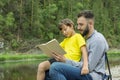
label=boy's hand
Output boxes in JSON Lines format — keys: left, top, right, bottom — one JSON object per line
{"left": 81, "top": 66, "right": 89, "bottom": 75}
{"left": 52, "top": 51, "right": 66, "bottom": 62}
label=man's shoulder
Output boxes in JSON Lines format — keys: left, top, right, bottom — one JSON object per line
{"left": 93, "top": 30, "right": 105, "bottom": 40}
{"left": 88, "top": 30, "right": 107, "bottom": 44}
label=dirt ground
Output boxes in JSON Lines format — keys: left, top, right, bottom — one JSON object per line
{"left": 106, "top": 65, "right": 120, "bottom": 80}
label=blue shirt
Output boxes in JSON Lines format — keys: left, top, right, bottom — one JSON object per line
{"left": 66, "top": 30, "right": 109, "bottom": 80}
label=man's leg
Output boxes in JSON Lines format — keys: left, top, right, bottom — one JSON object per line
{"left": 45, "top": 70, "right": 51, "bottom": 80}
{"left": 49, "top": 62, "right": 92, "bottom": 80}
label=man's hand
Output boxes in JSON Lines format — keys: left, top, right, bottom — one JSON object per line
{"left": 52, "top": 51, "right": 66, "bottom": 62}
{"left": 81, "top": 66, "right": 89, "bottom": 75}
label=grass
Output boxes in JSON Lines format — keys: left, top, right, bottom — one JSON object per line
{"left": 0, "top": 53, "right": 49, "bottom": 62}
{"left": 0, "top": 49, "right": 120, "bottom": 62}
{"left": 107, "top": 50, "right": 120, "bottom": 56}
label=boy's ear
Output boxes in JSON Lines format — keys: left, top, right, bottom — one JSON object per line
{"left": 71, "top": 25, "right": 74, "bottom": 29}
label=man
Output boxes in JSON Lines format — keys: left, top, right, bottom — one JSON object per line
{"left": 48, "top": 10, "right": 109, "bottom": 80}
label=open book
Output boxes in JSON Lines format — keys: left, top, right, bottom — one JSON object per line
{"left": 37, "top": 39, "right": 66, "bottom": 57}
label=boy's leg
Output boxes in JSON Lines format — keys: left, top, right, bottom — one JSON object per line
{"left": 44, "top": 58, "right": 58, "bottom": 80}
{"left": 37, "top": 61, "right": 50, "bottom": 80}
{"left": 49, "top": 62, "right": 93, "bottom": 80}
{"left": 37, "top": 58, "right": 57, "bottom": 80}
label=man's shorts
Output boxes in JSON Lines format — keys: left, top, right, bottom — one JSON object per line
{"left": 48, "top": 58, "right": 57, "bottom": 64}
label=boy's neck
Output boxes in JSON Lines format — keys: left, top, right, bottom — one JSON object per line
{"left": 72, "top": 30, "right": 76, "bottom": 36}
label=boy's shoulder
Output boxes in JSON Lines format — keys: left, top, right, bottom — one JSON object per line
{"left": 74, "top": 33, "right": 83, "bottom": 38}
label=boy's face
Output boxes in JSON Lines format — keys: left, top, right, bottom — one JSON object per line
{"left": 60, "top": 24, "right": 73, "bottom": 37}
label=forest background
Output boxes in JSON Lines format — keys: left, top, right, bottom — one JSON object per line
{"left": 0, "top": 0, "right": 120, "bottom": 53}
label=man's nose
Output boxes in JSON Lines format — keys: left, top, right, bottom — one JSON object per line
{"left": 77, "top": 26, "right": 81, "bottom": 30}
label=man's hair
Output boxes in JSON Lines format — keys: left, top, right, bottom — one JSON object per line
{"left": 77, "top": 10, "right": 94, "bottom": 19}
{"left": 58, "top": 18, "right": 74, "bottom": 30}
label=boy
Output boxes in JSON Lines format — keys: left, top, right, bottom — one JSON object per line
{"left": 37, "top": 18, "right": 89, "bottom": 80}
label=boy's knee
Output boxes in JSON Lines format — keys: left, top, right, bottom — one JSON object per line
{"left": 38, "top": 61, "right": 50, "bottom": 71}
{"left": 38, "top": 63, "right": 44, "bottom": 69}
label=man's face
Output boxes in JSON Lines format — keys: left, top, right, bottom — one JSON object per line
{"left": 77, "top": 16, "right": 89, "bottom": 36}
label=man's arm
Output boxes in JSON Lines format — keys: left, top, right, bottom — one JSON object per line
{"left": 88, "top": 39, "right": 105, "bottom": 72}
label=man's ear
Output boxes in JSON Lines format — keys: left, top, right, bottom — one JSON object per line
{"left": 88, "top": 20, "right": 93, "bottom": 26}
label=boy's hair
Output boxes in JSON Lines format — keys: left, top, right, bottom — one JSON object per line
{"left": 77, "top": 10, "right": 94, "bottom": 19}
{"left": 58, "top": 18, "right": 74, "bottom": 30}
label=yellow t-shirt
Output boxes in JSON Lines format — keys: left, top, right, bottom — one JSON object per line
{"left": 60, "top": 33, "right": 86, "bottom": 62}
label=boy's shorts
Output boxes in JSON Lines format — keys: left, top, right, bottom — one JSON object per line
{"left": 48, "top": 58, "right": 57, "bottom": 64}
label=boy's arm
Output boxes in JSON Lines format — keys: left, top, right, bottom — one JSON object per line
{"left": 80, "top": 45, "right": 89, "bottom": 74}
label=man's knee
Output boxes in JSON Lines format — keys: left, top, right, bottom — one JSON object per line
{"left": 50, "top": 62, "right": 65, "bottom": 73}
{"left": 50, "top": 62, "right": 60, "bottom": 70}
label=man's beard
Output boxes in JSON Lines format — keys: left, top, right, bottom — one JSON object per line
{"left": 82, "top": 24, "right": 89, "bottom": 37}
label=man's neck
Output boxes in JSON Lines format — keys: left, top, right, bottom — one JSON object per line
{"left": 86, "top": 28, "right": 94, "bottom": 39}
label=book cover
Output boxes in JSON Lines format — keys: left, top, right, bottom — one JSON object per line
{"left": 37, "top": 39, "right": 66, "bottom": 57}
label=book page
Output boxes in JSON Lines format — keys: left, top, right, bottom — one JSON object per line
{"left": 46, "top": 39, "right": 66, "bottom": 55}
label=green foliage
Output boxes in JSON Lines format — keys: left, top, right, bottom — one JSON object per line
{"left": 0, "top": 15, "right": 4, "bottom": 33}
{"left": 0, "top": 0, "right": 120, "bottom": 50}
{"left": 5, "top": 12, "right": 15, "bottom": 27}
{"left": 11, "top": 39, "right": 19, "bottom": 49}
